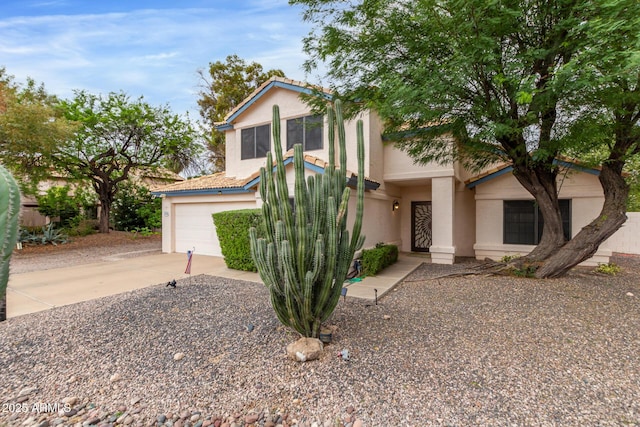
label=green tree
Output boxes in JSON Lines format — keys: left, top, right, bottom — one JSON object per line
{"left": 0, "top": 68, "right": 76, "bottom": 193}
{"left": 197, "top": 54, "right": 285, "bottom": 171}
{"left": 56, "top": 91, "right": 199, "bottom": 233}
{"left": 292, "top": 0, "right": 640, "bottom": 278}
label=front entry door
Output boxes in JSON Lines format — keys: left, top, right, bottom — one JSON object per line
{"left": 411, "top": 201, "right": 432, "bottom": 252}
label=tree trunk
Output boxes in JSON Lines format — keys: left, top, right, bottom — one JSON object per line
{"left": 97, "top": 184, "right": 113, "bottom": 234}
{"left": 511, "top": 164, "right": 566, "bottom": 261}
{"left": 535, "top": 163, "right": 629, "bottom": 278}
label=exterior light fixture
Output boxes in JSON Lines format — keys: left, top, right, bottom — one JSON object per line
{"left": 392, "top": 200, "right": 400, "bottom": 211}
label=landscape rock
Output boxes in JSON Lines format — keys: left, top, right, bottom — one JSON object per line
{"left": 286, "top": 338, "right": 323, "bottom": 362}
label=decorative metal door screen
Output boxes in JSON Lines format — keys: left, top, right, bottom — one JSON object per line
{"left": 411, "top": 201, "right": 432, "bottom": 252}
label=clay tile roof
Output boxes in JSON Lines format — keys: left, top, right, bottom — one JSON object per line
{"left": 154, "top": 172, "right": 247, "bottom": 192}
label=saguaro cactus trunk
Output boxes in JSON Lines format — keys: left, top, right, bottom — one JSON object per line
{"left": 250, "top": 100, "right": 365, "bottom": 338}
{"left": 0, "top": 165, "right": 21, "bottom": 321}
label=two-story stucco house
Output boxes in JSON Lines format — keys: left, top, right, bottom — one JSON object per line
{"left": 153, "top": 77, "right": 612, "bottom": 266}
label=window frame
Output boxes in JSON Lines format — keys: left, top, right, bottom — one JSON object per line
{"left": 503, "top": 199, "right": 572, "bottom": 245}
{"left": 240, "top": 124, "right": 271, "bottom": 160}
{"left": 286, "top": 114, "right": 324, "bottom": 151}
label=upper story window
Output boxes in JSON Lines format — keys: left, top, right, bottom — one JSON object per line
{"left": 503, "top": 199, "right": 571, "bottom": 245}
{"left": 286, "top": 115, "right": 323, "bottom": 151}
{"left": 241, "top": 124, "right": 270, "bottom": 160}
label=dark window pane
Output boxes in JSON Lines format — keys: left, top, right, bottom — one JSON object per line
{"left": 255, "top": 124, "right": 270, "bottom": 158}
{"left": 504, "top": 201, "right": 536, "bottom": 245}
{"left": 241, "top": 128, "right": 255, "bottom": 160}
{"left": 560, "top": 199, "right": 572, "bottom": 240}
{"left": 287, "top": 118, "right": 303, "bottom": 151}
{"left": 305, "top": 115, "right": 323, "bottom": 150}
{"left": 504, "top": 199, "right": 572, "bottom": 245}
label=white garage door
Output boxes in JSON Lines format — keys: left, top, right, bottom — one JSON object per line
{"left": 174, "top": 202, "right": 253, "bottom": 256}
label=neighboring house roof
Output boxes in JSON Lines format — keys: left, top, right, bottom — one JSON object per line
{"left": 214, "top": 76, "right": 332, "bottom": 131}
{"left": 465, "top": 158, "right": 602, "bottom": 189}
{"left": 152, "top": 151, "right": 379, "bottom": 197}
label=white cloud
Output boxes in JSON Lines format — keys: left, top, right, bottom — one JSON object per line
{"left": 0, "top": 3, "right": 315, "bottom": 118}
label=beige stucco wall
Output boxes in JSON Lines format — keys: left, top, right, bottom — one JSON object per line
{"left": 606, "top": 212, "right": 640, "bottom": 255}
{"left": 473, "top": 171, "right": 611, "bottom": 265}
{"left": 454, "top": 181, "right": 476, "bottom": 257}
{"left": 224, "top": 87, "right": 379, "bottom": 181}
{"left": 383, "top": 143, "right": 455, "bottom": 183}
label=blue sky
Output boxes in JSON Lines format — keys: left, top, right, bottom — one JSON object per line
{"left": 0, "top": 0, "right": 316, "bottom": 120}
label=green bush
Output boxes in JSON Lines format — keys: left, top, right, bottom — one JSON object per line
{"left": 362, "top": 243, "right": 399, "bottom": 276}
{"left": 36, "top": 185, "right": 80, "bottom": 228}
{"left": 65, "top": 219, "right": 99, "bottom": 237}
{"left": 213, "top": 209, "right": 264, "bottom": 271}
{"left": 112, "top": 182, "right": 161, "bottom": 231}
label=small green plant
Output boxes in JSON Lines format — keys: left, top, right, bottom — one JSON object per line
{"left": 131, "top": 227, "right": 156, "bottom": 237}
{"left": 501, "top": 254, "right": 521, "bottom": 263}
{"left": 595, "top": 262, "right": 621, "bottom": 275}
{"left": 65, "top": 219, "right": 98, "bottom": 237}
{"left": 511, "top": 265, "right": 536, "bottom": 278}
{"left": 39, "top": 223, "right": 69, "bottom": 245}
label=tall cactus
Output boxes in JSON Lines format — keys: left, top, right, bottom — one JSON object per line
{"left": 0, "top": 165, "right": 21, "bottom": 321}
{"left": 250, "top": 100, "right": 365, "bottom": 338}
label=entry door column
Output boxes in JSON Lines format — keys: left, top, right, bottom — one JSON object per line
{"left": 430, "top": 176, "right": 456, "bottom": 264}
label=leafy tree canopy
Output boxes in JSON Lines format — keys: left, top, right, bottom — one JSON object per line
{"left": 292, "top": 0, "right": 639, "bottom": 277}
{"left": 56, "top": 91, "right": 199, "bottom": 233}
{"left": 197, "top": 54, "right": 285, "bottom": 171}
{"left": 0, "top": 68, "right": 76, "bottom": 193}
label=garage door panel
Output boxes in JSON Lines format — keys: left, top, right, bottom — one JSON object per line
{"left": 174, "top": 202, "right": 254, "bottom": 256}
{"left": 175, "top": 204, "right": 218, "bottom": 256}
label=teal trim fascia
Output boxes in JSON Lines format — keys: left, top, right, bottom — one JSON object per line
{"left": 466, "top": 166, "right": 513, "bottom": 189}
{"left": 215, "top": 123, "right": 234, "bottom": 131}
{"left": 553, "top": 159, "right": 600, "bottom": 176}
{"left": 466, "top": 160, "right": 601, "bottom": 189}
{"left": 151, "top": 187, "right": 251, "bottom": 197}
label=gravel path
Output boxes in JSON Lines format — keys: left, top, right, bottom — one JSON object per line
{"left": 1, "top": 255, "right": 639, "bottom": 426}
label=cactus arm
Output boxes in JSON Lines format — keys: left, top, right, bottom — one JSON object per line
{"left": 0, "top": 165, "right": 21, "bottom": 322}
{"left": 335, "top": 100, "right": 347, "bottom": 178}
{"left": 350, "top": 120, "right": 366, "bottom": 253}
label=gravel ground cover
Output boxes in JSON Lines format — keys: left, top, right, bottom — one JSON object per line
{"left": 1, "top": 248, "right": 639, "bottom": 426}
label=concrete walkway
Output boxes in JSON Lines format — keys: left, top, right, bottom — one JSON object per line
{"left": 7, "top": 252, "right": 425, "bottom": 319}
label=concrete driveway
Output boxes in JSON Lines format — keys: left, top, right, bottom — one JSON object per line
{"left": 6, "top": 252, "right": 261, "bottom": 318}
{"left": 7, "top": 251, "right": 424, "bottom": 319}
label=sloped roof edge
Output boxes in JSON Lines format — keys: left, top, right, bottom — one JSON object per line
{"left": 465, "top": 158, "right": 601, "bottom": 189}
{"left": 214, "top": 77, "right": 332, "bottom": 130}
{"left": 152, "top": 152, "right": 379, "bottom": 197}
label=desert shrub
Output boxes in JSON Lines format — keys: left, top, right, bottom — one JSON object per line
{"left": 65, "top": 218, "right": 99, "bottom": 237}
{"left": 362, "top": 243, "right": 399, "bottom": 276}
{"left": 20, "top": 224, "right": 69, "bottom": 246}
{"left": 212, "top": 209, "right": 264, "bottom": 271}
{"left": 112, "top": 182, "right": 161, "bottom": 231}
{"left": 595, "top": 262, "right": 621, "bottom": 275}
{"left": 36, "top": 185, "right": 80, "bottom": 228}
